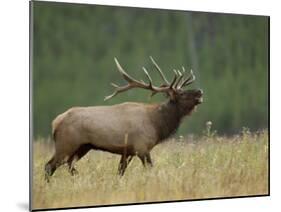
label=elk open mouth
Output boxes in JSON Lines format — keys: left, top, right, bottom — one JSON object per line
{"left": 195, "top": 89, "right": 203, "bottom": 105}
{"left": 195, "top": 96, "right": 203, "bottom": 104}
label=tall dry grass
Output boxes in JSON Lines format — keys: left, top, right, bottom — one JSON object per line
{"left": 32, "top": 130, "right": 268, "bottom": 210}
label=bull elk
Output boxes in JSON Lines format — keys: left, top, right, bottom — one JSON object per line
{"left": 45, "top": 57, "right": 203, "bottom": 181}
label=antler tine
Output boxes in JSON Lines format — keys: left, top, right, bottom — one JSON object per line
{"left": 142, "top": 67, "right": 153, "bottom": 87}
{"left": 174, "top": 70, "right": 184, "bottom": 89}
{"left": 150, "top": 56, "right": 170, "bottom": 85}
{"left": 182, "top": 66, "right": 186, "bottom": 74}
{"left": 104, "top": 90, "right": 118, "bottom": 101}
{"left": 179, "top": 69, "right": 196, "bottom": 88}
{"left": 177, "top": 70, "right": 182, "bottom": 76}
{"left": 178, "top": 68, "right": 187, "bottom": 88}
{"left": 104, "top": 84, "right": 131, "bottom": 101}
{"left": 114, "top": 58, "right": 139, "bottom": 83}
{"left": 169, "top": 73, "right": 178, "bottom": 88}
{"left": 173, "top": 69, "right": 178, "bottom": 76}
{"left": 111, "top": 83, "right": 119, "bottom": 88}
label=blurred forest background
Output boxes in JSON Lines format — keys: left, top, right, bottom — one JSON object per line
{"left": 32, "top": 1, "right": 268, "bottom": 138}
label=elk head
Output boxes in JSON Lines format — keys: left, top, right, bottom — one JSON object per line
{"left": 105, "top": 56, "right": 203, "bottom": 116}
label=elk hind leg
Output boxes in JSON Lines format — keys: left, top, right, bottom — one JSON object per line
{"left": 44, "top": 155, "right": 61, "bottom": 182}
{"left": 45, "top": 144, "right": 81, "bottom": 181}
{"left": 67, "top": 144, "right": 93, "bottom": 175}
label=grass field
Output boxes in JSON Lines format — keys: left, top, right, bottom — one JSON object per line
{"left": 32, "top": 130, "right": 268, "bottom": 210}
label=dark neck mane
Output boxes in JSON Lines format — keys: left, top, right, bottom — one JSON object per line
{"left": 151, "top": 100, "right": 186, "bottom": 142}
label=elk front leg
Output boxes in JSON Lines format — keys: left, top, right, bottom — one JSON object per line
{"left": 145, "top": 153, "right": 153, "bottom": 167}
{"left": 118, "top": 155, "right": 133, "bottom": 176}
{"left": 67, "top": 155, "right": 79, "bottom": 176}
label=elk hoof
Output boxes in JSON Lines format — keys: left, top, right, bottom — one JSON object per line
{"left": 70, "top": 168, "right": 79, "bottom": 176}
{"left": 45, "top": 173, "right": 51, "bottom": 183}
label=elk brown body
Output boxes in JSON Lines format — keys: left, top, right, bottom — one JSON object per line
{"left": 45, "top": 57, "right": 203, "bottom": 180}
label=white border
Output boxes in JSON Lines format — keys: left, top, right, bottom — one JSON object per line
{"left": 0, "top": 0, "right": 279, "bottom": 212}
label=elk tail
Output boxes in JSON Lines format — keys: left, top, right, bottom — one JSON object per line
{"left": 52, "top": 128, "right": 57, "bottom": 142}
{"left": 51, "top": 111, "right": 68, "bottom": 143}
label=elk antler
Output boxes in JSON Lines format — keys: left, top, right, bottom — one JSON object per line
{"left": 104, "top": 57, "right": 195, "bottom": 101}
